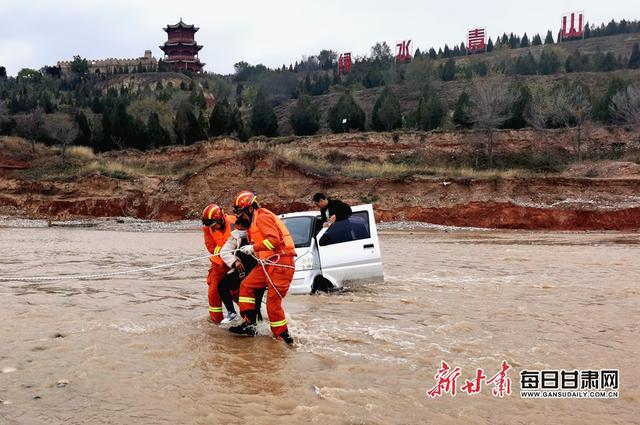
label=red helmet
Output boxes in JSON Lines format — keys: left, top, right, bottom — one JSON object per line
{"left": 233, "top": 191, "right": 258, "bottom": 212}
{"left": 202, "top": 203, "right": 224, "bottom": 222}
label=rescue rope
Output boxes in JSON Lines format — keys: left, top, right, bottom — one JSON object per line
{"left": 0, "top": 248, "right": 302, "bottom": 284}
{"left": 0, "top": 250, "right": 243, "bottom": 282}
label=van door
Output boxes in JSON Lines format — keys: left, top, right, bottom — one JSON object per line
{"left": 316, "top": 204, "right": 384, "bottom": 286}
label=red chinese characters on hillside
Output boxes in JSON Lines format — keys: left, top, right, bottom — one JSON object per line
{"left": 561, "top": 12, "right": 585, "bottom": 40}
{"left": 338, "top": 53, "right": 352, "bottom": 74}
{"left": 160, "top": 19, "right": 205, "bottom": 72}
{"left": 395, "top": 40, "right": 412, "bottom": 62}
{"left": 467, "top": 28, "right": 486, "bottom": 54}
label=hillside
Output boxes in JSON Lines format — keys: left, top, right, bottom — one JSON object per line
{"left": 2, "top": 129, "right": 640, "bottom": 230}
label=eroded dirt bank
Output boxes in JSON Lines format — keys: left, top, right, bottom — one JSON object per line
{"left": 2, "top": 130, "right": 640, "bottom": 230}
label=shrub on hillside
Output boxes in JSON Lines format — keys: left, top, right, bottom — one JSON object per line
{"left": 290, "top": 95, "right": 320, "bottom": 136}
{"left": 371, "top": 86, "right": 402, "bottom": 132}
{"left": 327, "top": 91, "right": 366, "bottom": 133}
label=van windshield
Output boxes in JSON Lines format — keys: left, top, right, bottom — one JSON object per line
{"left": 281, "top": 216, "right": 314, "bottom": 248}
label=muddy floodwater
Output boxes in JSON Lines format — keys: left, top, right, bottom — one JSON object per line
{"left": 1, "top": 225, "right": 639, "bottom": 424}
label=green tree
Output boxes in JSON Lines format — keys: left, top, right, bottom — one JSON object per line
{"left": 538, "top": 49, "right": 561, "bottom": 75}
{"left": 250, "top": 88, "right": 278, "bottom": 137}
{"left": 174, "top": 101, "right": 206, "bottom": 145}
{"left": 70, "top": 55, "right": 89, "bottom": 77}
{"left": 414, "top": 93, "right": 445, "bottom": 131}
{"left": 503, "top": 82, "right": 531, "bottom": 129}
{"left": 209, "top": 98, "right": 233, "bottom": 136}
{"left": 544, "top": 30, "right": 555, "bottom": 44}
{"left": 520, "top": 33, "right": 530, "bottom": 48}
{"left": 370, "top": 42, "right": 393, "bottom": 62}
{"left": 290, "top": 95, "right": 320, "bottom": 136}
{"left": 593, "top": 78, "right": 629, "bottom": 123}
{"left": 371, "top": 86, "right": 402, "bottom": 132}
{"left": 532, "top": 34, "right": 543, "bottom": 46}
{"left": 628, "top": 43, "right": 640, "bottom": 69}
{"left": 75, "top": 111, "right": 92, "bottom": 147}
{"left": 327, "top": 91, "right": 366, "bottom": 133}
{"left": 147, "top": 112, "right": 171, "bottom": 148}
{"left": 0, "top": 66, "right": 7, "bottom": 79}
{"left": 453, "top": 91, "right": 472, "bottom": 128}
{"left": 318, "top": 49, "right": 338, "bottom": 70}
{"left": 440, "top": 58, "right": 456, "bottom": 81}
{"left": 17, "top": 68, "right": 41, "bottom": 82}
{"left": 514, "top": 52, "right": 537, "bottom": 75}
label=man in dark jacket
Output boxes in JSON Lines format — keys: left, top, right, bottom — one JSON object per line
{"left": 312, "top": 193, "right": 352, "bottom": 228}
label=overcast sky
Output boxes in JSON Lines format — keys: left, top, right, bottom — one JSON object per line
{"left": 1, "top": 0, "right": 637, "bottom": 76}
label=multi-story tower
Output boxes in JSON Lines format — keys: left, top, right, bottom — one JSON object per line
{"left": 159, "top": 19, "right": 205, "bottom": 72}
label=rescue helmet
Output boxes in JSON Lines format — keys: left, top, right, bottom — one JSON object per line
{"left": 233, "top": 191, "right": 258, "bottom": 214}
{"left": 201, "top": 203, "right": 225, "bottom": 227}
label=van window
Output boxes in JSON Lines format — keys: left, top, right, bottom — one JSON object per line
{"left": 281, "top": 216, "right": 314, "bottom": 248}
{"left": 319, "top": 211, "right": 371, "bottom": 246}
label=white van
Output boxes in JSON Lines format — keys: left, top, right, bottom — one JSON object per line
{"left": 279, "top": 204, "right": 384, "bottom": 294}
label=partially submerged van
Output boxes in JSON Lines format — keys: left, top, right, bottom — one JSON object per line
{"left": 279, "top": 204, "right": 384, "bottom": 294}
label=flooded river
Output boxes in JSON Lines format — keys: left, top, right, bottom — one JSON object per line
{"left": 1, "top": 225, "right": 639, "bottom": 424}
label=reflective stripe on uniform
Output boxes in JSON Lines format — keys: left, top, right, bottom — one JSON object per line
{"left": 209, "top": 306, "right": 223, "bottom": 312}
{"left": 269, "top": 319, "right": 287, "bottom": 327}
{"left": 263, "top": 238, "right": 275, "bottom": 250}
{"left": 238, "top": 297, "right": 255, "bottom": 304}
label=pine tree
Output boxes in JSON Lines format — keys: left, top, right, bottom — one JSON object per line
{"left": 290, "top": 95, "right": 320, "bottom": 136}
{"left": 428, "top": 48, "right": 437, "bottom": 59}
{"left": 75, "top": 111, "right": 92, "bottom": 147}
{"left": 592, "top": 78, "right": 629, "bottom": 124}
{"left": 251, "top": 88, "right": 278, "bottom": 137}
{"left": 509, "top": 33, "right": 518, "bottom": 49}
{"left": 544, "top": 30, "right": 555, "bottom": 44}
{"left": 521, "top": 33, "right": 530, "bottom": 48}
{"left": 147, "top": 112, "right": 171, "bottom": 148}
{"left": 209, "top": 98, "right": 232, "bottom": 136}
{"left": 532, "top": 34, "right": 542, "bottom": 46}
{"left": 443, "top": 44, "right": 451, "bottom": 58}
{"left": 538, "top": 49, "right": 561, "bottom": 75}
{"left": 174, "top": 101, "right": 206, "bottom": 145}
{"left": 327, "top": 91, "right": 366, "bottom": 133}
{"left": 415, "top": 94, "right": 445, "bottom": 131}
{"left": 460, "top": 42, "right": 467, "bottom": 56}
{"left": 453, "top": 91, "right": 472, "bottom": 128}
{"left": 515, "top": 52, "right": 537, "bottom": 75}
{"left": 371, "top": 86, "right": 402, "bottom": 132}
{"left": 440, "top": 58, "right": 456, "bottom": 81}
{"left": 487, "top": 37, "right": 494, "bottom": 52}
{"left": 629, "top": 43, "right": 640, "bottom": 69}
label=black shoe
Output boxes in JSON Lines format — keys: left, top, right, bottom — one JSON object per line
{"left": 229, "top": 322, "right": 257, "bottom": 337}
{"left": 277, "top": 330, "right": 294, "bottom": 346}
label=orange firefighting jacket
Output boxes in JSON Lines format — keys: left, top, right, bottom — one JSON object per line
{"left": 203, "top": 214, "right": 237, "bottom": 267}
{"left": 248, "top": 208, "right": 296, "bottom": 260}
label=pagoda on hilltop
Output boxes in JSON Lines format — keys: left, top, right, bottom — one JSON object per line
{"left": 159, "top": 19, "right": 205, "bottom": 72}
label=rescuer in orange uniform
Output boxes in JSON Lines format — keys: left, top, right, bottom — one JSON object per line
{"left": 201, "top": 203, "right": 236, "bottom": 323}
{"left": 229, "top": 191, "right": 296, "bottom": 345}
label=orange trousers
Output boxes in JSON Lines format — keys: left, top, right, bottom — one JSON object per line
{"left": 238, "top": 257, "right": 294, "bottom": 336}
{"left": 207, "top": 265, "right": 228, "bottom": 323}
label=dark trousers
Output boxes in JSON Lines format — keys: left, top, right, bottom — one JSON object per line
{"left": 217, "top": 251, "right": 263, "bottom": 317}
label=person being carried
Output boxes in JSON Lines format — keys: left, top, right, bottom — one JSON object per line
{"left": 312, "top": 192, "right": 352, "bottom": 228}
{"left": 228, "top": 191, "right": 296, "bottom": 345}
{"left": 217, "top": 215, "right": 265, "bottom": 324}
{"left": 201, "top": 203, "right": 236, "bottom": 323}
